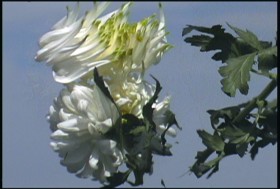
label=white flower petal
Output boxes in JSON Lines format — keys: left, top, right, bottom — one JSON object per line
{"left": 95, "top": 118, "right": 113, "bottom": 134}
{"left": 97, "top": 140, "right": 116, "bottom": 154}
{"left": 83, "top": 2, "right": 111, "bottom": 27}
{"left": 65, "top": 161, "right": 85, "bottom": 173}
{"left": 157, "top": 125, "right": 177, "bottom": 137}
{"left": 62, "top": 143, "right": 91, "bottom": 164}
{"left": 89, "top": 149, "right": 99, "bottom": 170}
{"left": 76, "top": 162, "right": 93, "bottom": 178}
{"left": 52, "top": 59, "right": 110, "bottom": 83}
{"left": 59, "top": 109, "right": 73, "bottom": 121}
{"left": 60, "top": 89, "right": 76, "bottom": 112}
{"left": 115, "top": 97, "right": 131, "bottom": 106}
{"left": 36, "top": 18, "right": 83, "bottom": 61}
{"left": 57, "top": 118, "right": 89, "bottom": 133}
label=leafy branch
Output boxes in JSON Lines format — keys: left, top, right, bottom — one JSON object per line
{"left": 182, "top": 24, "right": 277, "bottom": 178}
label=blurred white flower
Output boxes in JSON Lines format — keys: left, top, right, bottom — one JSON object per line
{"left": 35, "top": 2, "right": 172, "bottom": 84}
{"left": 48, "top": 84, "right": 123, "bottom": 182}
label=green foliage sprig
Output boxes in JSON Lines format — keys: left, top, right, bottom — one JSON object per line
{"left": 182, "top": 24, "right": 277, "bottom": 178}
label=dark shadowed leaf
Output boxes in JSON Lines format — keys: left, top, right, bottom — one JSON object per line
{"left": 197, "top": 130, "right": 225, "bottom": 151}
{"left": 142, "top": 75, "right": 162, "bottom": 132}
{"left": 126, "top": 150, "right": 153, "bottom": 186}
{"left": 235, "top": 142, "right": 248, "bottom": 157}
{"left": 161, "top": 179, "right": 166, "bottom": 188}
{"left": 93, "top": 67, "right": 115, "bottom": 103}
{"left": 103, "top": 170, "right": 131, "bottom": 188}
{"left": 183, "top": 24, "right": 236, "bottom": 62}
{"left": 207, "top": 106, "right": 240, "bottom": 128}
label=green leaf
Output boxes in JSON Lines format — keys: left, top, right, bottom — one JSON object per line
{"left": 227, "top": 23, "right": 262, "bottom": 50}
{"left": 206, "top": 162, "right": 219, "bottom": 179}
{"left": 195, "top": 148, "right": 214, "bottom": 163}
{"left": 182, "top": 24, "right": 236, "bottom": 62}
{"left": 103, "top": 170, "right": 131, "bottom": 188}
{"left": 142, "top": 75, "right": 162, "bottom": 132}
{"left": 235, "top": 142, "right": 248, "bottom": 157}
{"left": 182, "top": 24, "right": 227, "bottom": 36}
{"left": 207, "top": 106, "right": 240, "bottom": 127}
{"left": 219, "top": 121, "right": 254, "bottom": 142}
{"left": 150, "top": 136, "right": 172, "bottom": 156}
{"left": 184, "top": 34, "right": 212, "bottom": 51}
{"left": 249, "top": 139, "right": 272, "bottom": 160}
{"left": 126, "top": 150, "right": 153, "bottom": 186}
{"left": 197, "top": 130, "right": 225, "bottom": 151}
{"left": 129, "top": 126, "right": 146, "bottom": 135}
{"left": 93, "top": 67, "right": 115, "bottom": 104}
{"left": 190, "top": 163, "right": 211, "bottom": 178}
{"left": 219, "top": 52, "right": 256, "bottom": 96}
{"left": 161, "top": 179, "right": 166, "bottom": 188}
{"left": 257, "top": 46, "right": 277, "bottom": 73}
{"left": 230, "top": 134, "right": 248, "bottom": 144}
{"left": 191, "top": 152, "right": 224, "bottom": 178}
{"left": 256, "top": 99, "right": 277, "bottom": 133}
{"left": 121, "top": 114, "right": 145, "bottom": 154}
{"left": 160, "top": 110, "right": 181, "bottom": 155}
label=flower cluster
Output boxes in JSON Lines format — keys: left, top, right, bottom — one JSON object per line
{"left": 36, "top": 2, "right": 180, "bottom": 187}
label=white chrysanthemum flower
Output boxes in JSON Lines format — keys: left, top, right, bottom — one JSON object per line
{"left": 105, "top": 76, "right": 177, "bottom": 138}
{"left": 48, "top": 84, "right": 123, "bottom": 183}
{"left": 110, "top": 77, "right": 153, "bottom": 117}
{"left": 35, "top": 2, "right": 172, "bottom": 84}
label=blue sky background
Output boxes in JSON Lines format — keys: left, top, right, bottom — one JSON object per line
{"left": 3, "top": 1, "right": 277, "bottom": 188}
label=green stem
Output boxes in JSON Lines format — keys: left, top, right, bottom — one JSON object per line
{"left": 251, "top": 68, "right": 277, "bottom": 80}
{"left": 233, "top": 79, "right": 277, "bottom": 124}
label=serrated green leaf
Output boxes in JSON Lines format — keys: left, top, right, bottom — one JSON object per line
{"left": 227, "top": 23, "right": 262, "bottom": 50}
{"left": 197, "top": 130, "right": 225, "bottom": 151}
{"left": 219, "top": 52, "right": 256, "bottom": 96}
{"left": 258, "top": 46, "right": 277, "bottom": 73}
{"left": 232, "top": 38, "right": 258, "bottom": 56}
{"left": 183, "top": 24, "right": 236, "bottom": 62}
